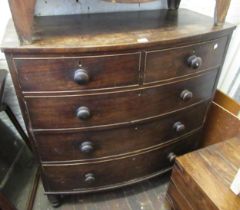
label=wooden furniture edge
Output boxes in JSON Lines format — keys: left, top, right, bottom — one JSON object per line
{"left": 214, "top": 90, "right": 240, "bottom": 116}
{"left": 8, "top": 0, "right": 36, "bottom": 44}
{"left": 6, "top": 0, "right": 232, "bottom": 44}
{"left": 215, "top": 0, "right": 232, "bottom": 26}
{"left": 201, "top": 90, "right": 240, "bottom": 147}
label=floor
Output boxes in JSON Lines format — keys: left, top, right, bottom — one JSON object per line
{"left": 0, "top": 60, "right": 38, "bottom": 209}
{"left": 0, "top": 59, "right": 171, "bottom": 209}
{"left": 33, "top": 175, "right": 171, "bottom": 210}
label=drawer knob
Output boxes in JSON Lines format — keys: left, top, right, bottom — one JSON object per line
{"left": 74, "top": 69, "right": 89, "bottom": 84}
{"left": 84, "top": 173, "right": 95, "bottom": 184}
{"left": 173, "top": 122, "right": 185, "bottom": 133}
{"left": 80, "top": 141, "right": 94, "bottom": 153}
{"left": 168, "top": 152, "right": 177, "bottom": 163}
{"left": 180, "top": 89, "right": 193, "bottom": 101}
{"left": 187, "top": 55, "right": 202, "bottom": 69}
{"left": 76, "top": 106, "right": 91, "bottom": 120}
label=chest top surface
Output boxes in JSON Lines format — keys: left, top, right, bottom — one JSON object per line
{"left": 1, "top": 9, "right": 235, "bottom": 54}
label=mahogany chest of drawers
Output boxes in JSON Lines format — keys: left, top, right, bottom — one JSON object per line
{"left": 1, "top": 8, "right": 235, "bottom": 207}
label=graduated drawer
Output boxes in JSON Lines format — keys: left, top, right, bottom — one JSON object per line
{"left": 26, "top": 70, "right": 218, "bottom": 130}
{"left": 144, "top": 37, "right": 227, "bottom": 83}
{"left": 13, "top": 52, "right": 140, "bottom": 92}
{"left": 42, "top": 131, "right": 201, "bottom": 193}
{"left": 35, "top": 102, "right": 208, "bottom": 162}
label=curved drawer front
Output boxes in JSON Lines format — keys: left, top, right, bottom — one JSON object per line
{"left": 26, "top": 70, "right": 217, "bottom": 130}
{"left": 35, "top": 102, "right": 208, "bottom": 162}
{"left": 14, "top": 52, "right": 140, "bottom": 92}
{"left": 144, "top": 37, "right": 227, "bottom": 83}
{"left": 42, "top": 132, "right": 201, "bottom": 192}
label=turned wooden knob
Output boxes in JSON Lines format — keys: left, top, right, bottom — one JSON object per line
{"left": 80, "top": 141, "right": 94, "bottom": 153}
{"left": 76, "top": 106, "right": 91, "bottom": 120}
{"left": 74, "top": 69, "right": 89, "bottom": 84}
{"left": 180, "top": 89, "right": 193, "bottom": 101}
{"left": 168, "top": 152, "right": 177, "bottom": 163}
{"left": 173, "top": 122, "right": 185, "bottom": 133}
{"left": 84, "top": 173, "right": 95, "bottom": 184}
{"left": 187, "top": 55, "right": 202, "bottom": 69}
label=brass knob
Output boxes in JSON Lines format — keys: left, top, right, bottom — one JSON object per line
{"left": 76, "top": 106, "right": 91, "bottom": 120}
{"left": 180, "top": 89, "right": 193, "bottom": 101}
{"left": 80, "top": 141, "right": 94, "bottom": 153}
{"left": 168, "top": 152, "right": 177, "bottom": 163}
{"left": 74, "top": 69, "right": 89, "bottom": 84}
{"left": 84, "top": 173, "right": 95, "bottom": 184}
{"left": 187, "top": 55, "right": 202, "bottom": 69}
{"left": 173, "top": 122, "right": 185, "bottom": 133}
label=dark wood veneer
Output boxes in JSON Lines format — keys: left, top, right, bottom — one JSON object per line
{"left": 5, "top": 1, "right": 232, "bottom": 44}
{"left": 1, "top": 7, "right": 235, "bottom": 207}
{"left": 42, "top": 131, "right": 201, "bottom": 193}
{"left": 34, "top": 101, "right": 208, "bottom": 162}
{"left": 26, "top": 70, "right": 217, "bottom": 130}
{"left": 144, "top": 37, "right": 227, "bottom": 83}
{"left": 14, "top": 53, "right": 141, "bottom": 92}
{"left": 1, "top": 10, "right": 235, "bottom": 53}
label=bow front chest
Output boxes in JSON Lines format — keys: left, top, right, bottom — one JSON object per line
{"left": 1, "top": 8, "right": 235, "bottom": 207}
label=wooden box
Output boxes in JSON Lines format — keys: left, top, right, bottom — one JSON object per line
{"left": 166, "top": 91, "right": 240, "bottom": 210}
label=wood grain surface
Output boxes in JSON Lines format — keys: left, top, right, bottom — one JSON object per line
{"left": 8, "top": 0, "right": 36, "bottom": 43}
{"left": 202, "top": 91, "right": 240, "bottom": 147}
{"left": 42, "top": 131, "right": 201, "bottom": 193}
{"left": 5, "top": 0, "right": 232, "bottom": 43}
{"left": 214, "top": 90, "right": 240, "bottom": 116}
{"left": 34, "top": 101, "right": 208, "bottom": 162}
{"left": 26, "top": 70, "right": 217, "bottom": 130}
{"left": 14, "top": 53, "right": 141, "bottom": 92}
{"left": 167, "top": 137, "right": 240, "bottom": 210}
{"left": 215, "top": 0, "right": 232, "bottom": 25}
{"left": 1, "top": 7, "right": 235, "bottom": 206}
{"left": 1, "top": 9, "right": 235, "bottom": 53}
{"left": 144, "top": 37, "right": 227, "bottom": 83}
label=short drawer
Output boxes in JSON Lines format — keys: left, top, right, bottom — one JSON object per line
{"left": 35, "top": 101, "right": 208, "bottom": 162}
{"left": 42, "top": 131, "right": 201, "bottom": 192}
{"left": 144, "top": 37, "right": 227, "bottom": 83}
{"left": 26, "top": 70, "right": 218, "bottom": 130}
{"left": 13, "top": 52, "right": 141, "bottom": 92}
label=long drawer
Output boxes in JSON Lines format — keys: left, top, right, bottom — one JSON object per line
{"left": 42, "top": 131, "right": 201, "bottom": 193}
{"left": 13, "top": 52, "right": 141, "bottom": 92}
{"left": 144, "top": 37, "right": 227, "bottom": 83}
{"left": 34, "top": 101, "right": 208, "bottom": 162}
{"left": 26, "top": 70, "right": 218, "bottom": 130}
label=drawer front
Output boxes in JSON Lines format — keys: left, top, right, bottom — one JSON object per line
{"left": 14, "top": 53, "right": 140, "bottom": 92}
{"left": 42, "top": 132, "right": 201, "bottom": 192}
{"left": 26, "top": 70, "right": 218, "bottom": 129}
{"left": 35, "top": 102, "right": 208, "bottom": 162}
{"left": 144, "top": 37, "right": 227, "bottom": 83}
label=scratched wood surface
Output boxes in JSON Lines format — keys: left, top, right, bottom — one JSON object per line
{"left": 33, "top": 175, "right": 171, "bottom": 210}
{"left": 167, "top": 137, "right": 240, "bottom": 210}
{"left": 2, "top": 9, "right": 234, "bottom": 53}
